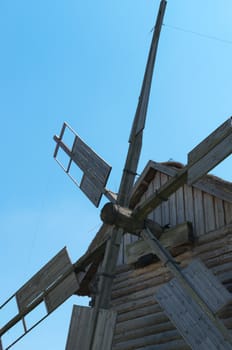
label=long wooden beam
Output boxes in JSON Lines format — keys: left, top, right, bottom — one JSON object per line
{"left": 133, "top": 117, "right": 232, "bottom": 221}
{"left": 87, "top": 3, "right": 167, "bottom": 349}
{"left": 133, "top": 167, "right": 187, "bottom": 220}
{"left": 117, "top": 0, "right": 167, "bottom": 207}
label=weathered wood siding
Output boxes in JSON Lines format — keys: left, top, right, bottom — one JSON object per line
{"left": 111, "top": 224, "right": 232, "bottom": 350}
{"left": 117, "top": 171, "right": 232, "bottom": 265}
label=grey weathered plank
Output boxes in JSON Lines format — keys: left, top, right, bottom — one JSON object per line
{"left": 184, "top": 185, "right": 195, "bottom": 232}
{"left": 147, "top": 182, "right": 155, "bottom": 221}
{"left": 160, "top": 174, "right": 170, "bottom": 226}
{"left": 114, "top": 320, "right": 174, "bottom": 343}
{"left": 16, "top": 248, "right": 72, "bottom": 312}
{"left": 123, "top": 233, "right": 133, "bottom": 265}
{"left": 193, "top": 188, "right": 205, "bottom": 236}
{"left": 126, "top": 222, "right": 192, "bottom": 264}
{"left": 214, "top": 198, "right": 225, "bottom": 229}
{"left": 225, "top": 201, "right": 232, "bottom": 225}
{"left": 132, "top": 160, "right": 232, "bottom": 206}
{"left": 65, "top": 305, "right": 93, "bottom": 350}
{"left": 156, "top": 275, "right": 232, "bottom": 350}
{"left": 65, "top": 306, "right": 117, "bottom": 350}
{"left": 113, "top": 329, "right": 181, "bottom": 350}
{"left": 141, "top": 228, "right": 232, "bottom": 344}
{"left": 188, "top": 132, "right": 232, "bottom": 185}
{"left": 72, "top": 136, "right": 111, "bottom": 185}
{"left": 54, "top": 123, "right": 112, "bottom": 207}
{"left": 183, "top": 259, "right": 232, "bottom": 314}
{"left": 169, "top": 192, "right": 177, "bottom": 226}
{"left": 115, "top": 311, "right": 168, "bottom": 335}
{"left": 80, "top": 174, "right": 103, "bottom": 207}
{"left": 130, "top": 339, "right": 190, "bottom": 350}
{"left": 152, "top": 173, "right": 162, "bottom": 225}
{"left": 176, "top": 187, "right": 185, "bottom": 224}
{"left": 116, "top": 303, "right": 162, "bottom": 324}
{"left": 45, "top": 273, "right": 79, "bottom": 313}
{"left": 203, "top": 193, "right": 216, "bottom": 232}
{"left": 92, "top": 308, "right": 117, "bottom": 349}
{"left": 188, "top": 117, "right": 232, "bottom": 165}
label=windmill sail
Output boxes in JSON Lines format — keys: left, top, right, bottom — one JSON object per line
{"left": 0, "top": 248, "right": 80, "bottom": 350}
{"left": 65, "top": 305, "right": 117, "bottom": 350}
{"left": 155, "top": 260, "right": 232, "bottom": 349}
{"left": 54, "top": 122, "right": 112, "bottom": 207}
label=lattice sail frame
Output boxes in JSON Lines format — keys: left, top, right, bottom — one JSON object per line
{"left": 0, "top": 248, "right": 79, "bottom": 350}
{"left": 54, "top": 122, "right": 112, "bottom": 207}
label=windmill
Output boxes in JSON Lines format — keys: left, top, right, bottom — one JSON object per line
{"left": 1, "top": 1, "right": 232, "bottom": 349}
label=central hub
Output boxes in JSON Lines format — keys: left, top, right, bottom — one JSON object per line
{"left": 100, "top": 202, "right": 144, "bottom": 233}
{"left": 100, "top": 202, "right": 163, "bottom": 237}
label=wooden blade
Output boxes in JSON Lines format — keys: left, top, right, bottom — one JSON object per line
{"left": 0, "top": 249, "right": 81, "bottom": 350}
{"left": 117, "top": 0, "right": 167, "bottom": 207}
{"left": 141, "top": 227, "right": 232, "bottom": 346}
{"left": 65, "top": 306, "right": 117, "bottom": 350}
{"left": 54, "top": 123, "right": 112, "bottom": 207}
{"left": 0, "top": 243, "right": 107, "bottom": 350}
{"left": 188, "top": 117, "right": 232, "bottom": 185}
{"left": 155, "top": 260, "right": 232, "bottom": 349}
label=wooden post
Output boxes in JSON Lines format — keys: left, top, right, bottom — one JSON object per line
{"left": 88, "top": 2, "right": 167, "bottom": 349}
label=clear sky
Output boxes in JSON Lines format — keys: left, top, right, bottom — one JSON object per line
{"left": 0, "top": 1, "right": 232, "bottom": 349}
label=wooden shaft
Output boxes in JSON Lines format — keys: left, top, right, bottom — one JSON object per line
{"left": 94, "top": 0, "right": 167, "bottom": 311}
{"left": 88, "top": 3, "right": 167, "bottom": 349}
{"left": 118, "top": 1, "right": 167, "bottom": 207}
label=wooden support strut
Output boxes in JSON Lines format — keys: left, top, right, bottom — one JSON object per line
{"left": 141, "top": 226, "right": 232, "bottom": 345}
{"left": 133, "top": 117, "right": 232, "bottom": 221}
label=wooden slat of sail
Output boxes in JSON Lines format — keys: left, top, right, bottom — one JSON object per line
{"left": 65, "top": 306, "right": 117, "bottom": 350}
{"left": 156, "top": 277, "right": 232, "bottom": 350}
{"left": 72, "top": 136, "right": 111, "bottom": 186}
{"left": 0, "top": 244, "right": 106, "bottom": 350}
{"left": 183, "top": 259, "right": 232, "bottom": 315}
{"left": 45, "top": 273, "right": 79, "bottom": 313}
{"left": 80, "top": 174, "right": 102, "bottom": 207}
{"left": 92, "top": 308, "right": 117, "bottom": 349}
{"left": 54, "top": 123, "right": 112, "bottom": 207}
{"left": 16, "top": 248, "right": 72, "bottom": 312}
{"left": 71, "top": 130, "right": 111, "bottom": 207}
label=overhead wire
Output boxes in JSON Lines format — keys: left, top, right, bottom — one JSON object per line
{"left": 163, "top": 23, "right": 232, "bottom": 45}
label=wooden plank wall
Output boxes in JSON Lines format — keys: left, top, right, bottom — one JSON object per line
{"left": 111, "top": 224, "right": 232, "bottom": 350}
{"left": 117, "top": 171, "right": 232, "bottom": 265}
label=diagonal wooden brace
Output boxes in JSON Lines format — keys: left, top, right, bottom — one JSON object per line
{"left": 141, "top": 227, "right": 232, "bottom": 345}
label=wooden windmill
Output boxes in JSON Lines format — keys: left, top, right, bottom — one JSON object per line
{"left": 1, "top": 1, "right": 232, "bottom": 349}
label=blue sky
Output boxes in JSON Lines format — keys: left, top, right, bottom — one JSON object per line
{"left": 0, "top": 1, "right": 232, "bottom": 349}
